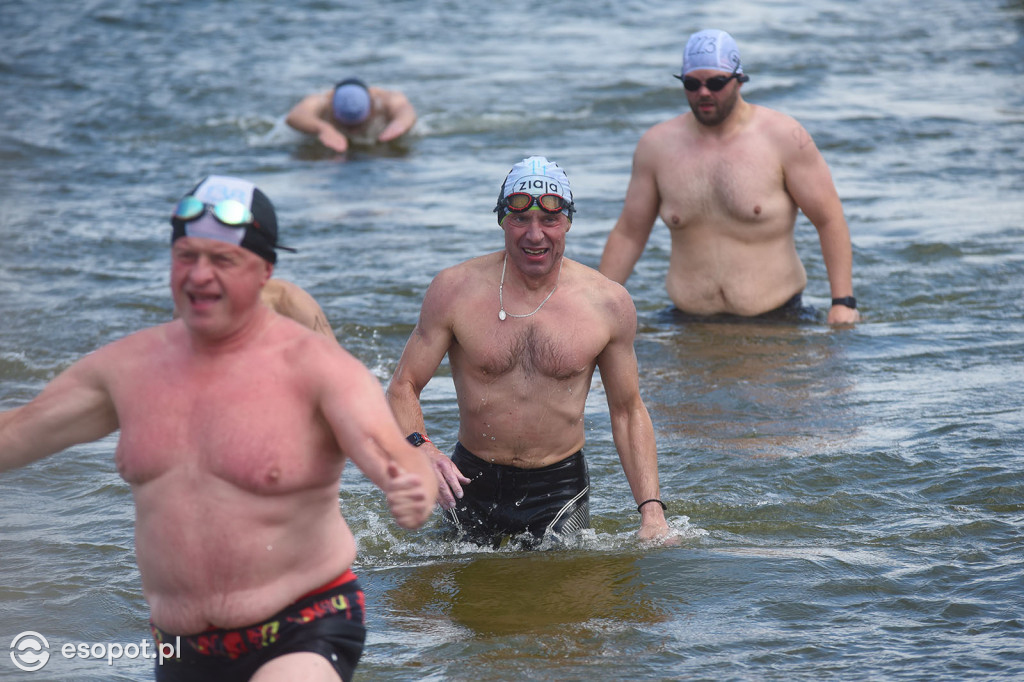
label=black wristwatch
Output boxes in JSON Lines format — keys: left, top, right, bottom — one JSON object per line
{"left": 831, "top": 296, "right": 857, "bottom": 309}
{"left": 405, "top": 432, "right": 431, "bottom": 447}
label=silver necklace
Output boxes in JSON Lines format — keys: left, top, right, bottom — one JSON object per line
{"left": 498, "top": 252, "right": 562, "bottom": 321}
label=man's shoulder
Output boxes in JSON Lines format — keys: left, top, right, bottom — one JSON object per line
{"left": 743, "top": 105, "right": 820, "bottom": 162}
{"left": 749, "top": 104, "right": 805, "bottom": 135}
{"left": 108, "top": 322, "right": 175, "bottom": 352}
{"left": 266, "top": 313, "right": 333, "bottom": 349}
{"left": 374, "top": 87, "right": 409, "bottom": 104}
{"left": 260, "top": 278, "right": 290, "bottom": 308}
{"left": 634, "top": 114, "right": 691, "bottom": 161}
{"left": 422, "top": 255, "right": 493, "bottom": 315}
{"left": 431, "top": 252, "right": 497, "bottom": 285}
{"left": 640, "top": 114, "right": 689, "bottom": 141}
{"left": 565, "top": 256, "right": 605, "bottom": 279}
{"left": 76, "top": 323, "right": 176, "bottom": 379}
{"left": 567, "top": 259, "right": 635, "bottom": 308}
{"left": 261, "top": 316, "right": 361, "bottom": 384}
{"left": 420, "top": 253, "right": 501, "bottom": 327}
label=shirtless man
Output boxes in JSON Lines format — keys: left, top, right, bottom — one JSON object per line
{"left": 387, "top": 156, "right": 670, "bottom": 548}
{"left": 286, "top": 77, "right": 417, "bottom": 153}
{"left": 0, "top": 175, "right": 435, "bottom": 681}
{"left": 600, "top": 29, "right": 860, "bottom": 325}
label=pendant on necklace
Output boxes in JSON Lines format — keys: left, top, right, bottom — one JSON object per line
{"left": 498, "top": 309, "right": 507, "bottom": 321}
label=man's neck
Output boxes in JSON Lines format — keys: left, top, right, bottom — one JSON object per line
{"left": 692, "top": 97, "right": 752, "bottom": 139}
{"left": 187, "top": 304, "right": 274, "bottom": 356}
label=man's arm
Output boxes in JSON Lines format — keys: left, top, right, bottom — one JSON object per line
{"left": 385, "top": 272, "right": 470, "bottom": 509}
{"left": 780, "top": 120, "right": 860, "bottom": 326}
{"left": 596, "top": 286, "right": 670, "bottom": 540}
{"left": 599, "top": 134, "right": 663, "bottom": 284}
{"left": 285, "top": 91, "right": 350, "bottom": 153}
{"left": 315, "top": 342, "right": 436, "bottom": 529}
{"left": 0, "top": 355, "right": 119, "bottom": 473}
{"left": 375, "top": 89, "right": 417, "bottom": 143}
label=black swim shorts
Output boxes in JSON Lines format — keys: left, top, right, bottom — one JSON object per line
{"left": 663, "top": 292, "right": 821, "bottom": 324}
{"left": 152, "top": 570, "right": 366, "bottom": 682}
{"left": 444, "top": 441, "right": 591, "bottom": 548}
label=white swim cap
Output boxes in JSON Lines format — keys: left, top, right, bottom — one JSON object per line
{"left": 495, "top": 156, "right": 575, "bottom": 224}
{"left": 682, "top": 29, "right": 744, "bottom": 76}
{"left": 332, "top": 78, "right": 371, "bottom": 125}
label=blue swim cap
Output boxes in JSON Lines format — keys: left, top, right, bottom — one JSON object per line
{"left": 331, "top": 78, "right": 371, "bottom": 125}
{"left": 682, "top": 29, "right": 744, "bottom": 76}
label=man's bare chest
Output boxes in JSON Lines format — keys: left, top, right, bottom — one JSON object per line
{"left": 111, "top": 366, "right": 329, "bottom": 491}
{"left": 453, "top": 320, "right": 599, "bottom": 382}
{"left": 659, "top": 144, "right": 788, "bottom": 227}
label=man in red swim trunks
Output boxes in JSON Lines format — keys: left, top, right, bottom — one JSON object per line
{"left": 0, "top": 175, "right": 436, "bottom": 681}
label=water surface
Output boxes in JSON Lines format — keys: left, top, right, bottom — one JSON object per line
{"left": 1, "top": 0, "right": 1022, "bottom": 679}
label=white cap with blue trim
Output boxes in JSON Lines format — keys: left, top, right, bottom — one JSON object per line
{"left": 682, "top": 29, "right": 744, "bottom": 76}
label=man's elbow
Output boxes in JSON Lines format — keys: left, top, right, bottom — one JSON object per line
{"left": 284, "top": 108, "right": 303, "bottom": 128}
{"left": 384, "top": 381, "right": 404, "bottom": 407}
{"left": 385, "top": 376, "right": 420, "bottom": 409}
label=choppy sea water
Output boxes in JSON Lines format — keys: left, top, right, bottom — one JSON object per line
{"left": 1, "top": 0, "right": 1022, "bottom": 680}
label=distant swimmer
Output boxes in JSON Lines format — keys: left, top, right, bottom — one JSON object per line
{"left": 286, "top": 77, "right": 417, "bottom": 153}
{"left": 0, "top": 174, "right": 436, "bottom": 681}
{"left": 600, "top": 29, "right": 860, "bottom": 325}
{"left": 387, "top": 156, "right": 671, "bottom": 549}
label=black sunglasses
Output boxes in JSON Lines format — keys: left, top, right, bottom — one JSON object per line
{"left": 674, "top": 66, "right": 749, "bottom": 92}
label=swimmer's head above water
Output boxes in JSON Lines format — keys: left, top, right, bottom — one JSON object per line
{"left": 331, "top": 78, "right": 371, "bottom": 125}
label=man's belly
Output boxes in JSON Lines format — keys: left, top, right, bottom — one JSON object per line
{"left": 664, "top": 244, "right": 807, "bottom": 316}
{"left": 137, "top": 499, "right": 356, "bottom": 634}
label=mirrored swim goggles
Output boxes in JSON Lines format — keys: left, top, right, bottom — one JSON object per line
{"left": 675, "top": 66, "right": 749, "bottom": 92}
{"left": 172, "top": 196, "right": 256, "bottom": 228}
{"left": 497, "top": 192, "right": 575, "bottom": 216}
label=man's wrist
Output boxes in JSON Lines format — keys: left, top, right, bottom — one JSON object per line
{"left": 831, "top": 296, "right": 857, "bottom": 309}
{"left": 405, "top": 432, "right": 432, "bottom": 447}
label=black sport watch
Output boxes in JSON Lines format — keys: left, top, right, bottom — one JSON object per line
{"left": 405, "top": 432, "right": 431, "bottom": 447}
{"left": 831, "top": 296, "right": 857, "bottom": 309}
